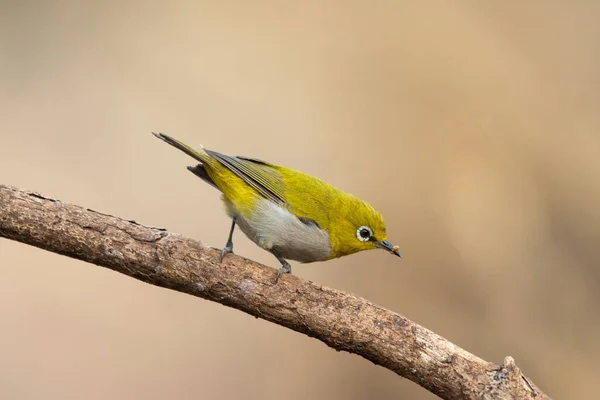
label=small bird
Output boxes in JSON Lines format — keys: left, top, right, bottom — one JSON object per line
{"left": 152, "top": 133, "right": 401, "bottom": 282}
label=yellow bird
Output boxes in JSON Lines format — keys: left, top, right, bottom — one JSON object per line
{"left": 153, "top": 133, "right": 401, "bottom": 282}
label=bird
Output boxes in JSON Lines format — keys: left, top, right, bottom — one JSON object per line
{"left": 152, "top": 132, "right": 401, "bottom": 283}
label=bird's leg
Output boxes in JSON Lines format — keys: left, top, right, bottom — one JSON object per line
{"left": 270, "top": 248, "right": 292, "bottom": 284}
{"left": 220, "top": 217, "right": 236, "bottom": 262}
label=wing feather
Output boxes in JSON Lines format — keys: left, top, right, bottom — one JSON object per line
{"left": 205, "top": 150, "right": 287, "bottom": 205}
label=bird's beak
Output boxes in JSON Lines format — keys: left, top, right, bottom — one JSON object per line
{"left": 376, "top": 240, "right": 402, "bottom": 258}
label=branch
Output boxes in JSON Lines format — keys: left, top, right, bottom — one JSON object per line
{"left": 0, "top": 184, "right": 550, "bottom": 400}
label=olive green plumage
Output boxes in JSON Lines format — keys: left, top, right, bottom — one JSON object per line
{"left": 153, "top": 132, "right": 401, "bottom": 282}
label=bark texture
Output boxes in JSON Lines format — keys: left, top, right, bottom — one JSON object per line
{"left": 0, "top": 184, "right": 550, "bottom": 400}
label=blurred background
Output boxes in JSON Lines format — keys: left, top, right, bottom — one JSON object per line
{"left": 1, "top": 1, "right": 599, "bottom": 399}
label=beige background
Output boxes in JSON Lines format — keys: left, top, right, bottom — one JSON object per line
{"left": 1, "top": 1, "right": 599, "bottom": 399}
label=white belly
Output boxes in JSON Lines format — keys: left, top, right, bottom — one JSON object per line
{"left": 224, "top": 197, "right": 331, "bottom": 263}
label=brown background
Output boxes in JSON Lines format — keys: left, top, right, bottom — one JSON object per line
{"left": 1, "top": 1, "right": 599, "bottom": 399}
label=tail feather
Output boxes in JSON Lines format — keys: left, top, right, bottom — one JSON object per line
{"left": 152, "top": 132, "right": 208, "bottom": 164}
{"left": 187, "top": 164, "right": 219, "bottom": 189}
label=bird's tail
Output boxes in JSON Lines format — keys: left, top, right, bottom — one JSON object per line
{"left": 152, "top": 132, "right": 211, "bottom": 164}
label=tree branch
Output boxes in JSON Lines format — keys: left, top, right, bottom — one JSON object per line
{"left": 0, "top": 184, "right": 550, "bottom": 400}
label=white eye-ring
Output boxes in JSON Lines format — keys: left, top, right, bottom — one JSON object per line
{"left": 356, "top": 226, "right": 373, "bottom": 242}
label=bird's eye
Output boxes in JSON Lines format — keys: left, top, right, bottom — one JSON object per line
{"left": 356, "top": 226, "right": 373, "bottom": 242}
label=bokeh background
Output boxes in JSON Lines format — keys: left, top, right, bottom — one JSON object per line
{"left": 1, "top": 1, "right": 599, "bottom": 399}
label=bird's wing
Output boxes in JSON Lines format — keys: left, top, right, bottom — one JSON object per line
{"left": 205, "top": 150, "right": 287, "bottom": 205}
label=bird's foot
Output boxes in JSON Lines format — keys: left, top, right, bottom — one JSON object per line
{"left": 219, "top": 242, "right": 234, "bottom": 263}
{"left": 272, "top": 262, "right": 292, "bottom": 284}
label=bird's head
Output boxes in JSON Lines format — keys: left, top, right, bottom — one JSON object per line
{"left": 327, "top": 196, "right": 401, "bottom": 260}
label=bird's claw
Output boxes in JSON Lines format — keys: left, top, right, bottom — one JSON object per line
{"left": 272, "top": 263, "right": 292, "bottom": 284}
{"left": 219, "top": 244, "right": 234, "bottom": 263}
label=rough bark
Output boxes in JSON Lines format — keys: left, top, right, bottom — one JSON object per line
{"left": 0, "top": 184, "right": 550, "bottom": 400}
